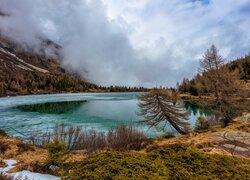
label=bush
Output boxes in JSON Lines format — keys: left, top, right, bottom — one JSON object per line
{"left": 61, "top": 144, "right": 250, "bottom": 179}
{"left": 16, "top": 141, "right": 35, "bottom": 154}
{"left": 32, "top": 125, "right": 146, "bottom": 153}
{"left": 46, "top": 137, "right": 68, "bottom": 166}
{"left": 194, "top": 116, "right": 210, "bottom": 132}
{"left": 107, "top": 126, "right": 146, "bottom": 151}
{"left": 0, "top": 141, "right": 9, "bottom": 153}
{"left": 0, "top": 129, "right": 7, "bottom": 137}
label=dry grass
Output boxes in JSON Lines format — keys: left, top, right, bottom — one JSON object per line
{"left": 0, "top": 136, "right": 87, "bottom": 173}
{"left": 30, "top": 125, "right": 147, "bottom": 153}
{"left": 152, "top": 114, "right": 250, "bottom": 159}
{"left": 0, "top": 137, "right": 47, "bottom": 172}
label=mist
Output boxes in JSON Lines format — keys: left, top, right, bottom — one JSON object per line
{"left": 0, "top": 0, "right": 249, "bottom": 87}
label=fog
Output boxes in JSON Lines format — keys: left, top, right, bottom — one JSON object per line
{"left": 0, "top": 0, "right": 249, "bottom": 87}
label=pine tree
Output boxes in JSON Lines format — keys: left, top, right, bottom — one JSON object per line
{"left": 138, "top": 89, "right": 190, "bottom": 134}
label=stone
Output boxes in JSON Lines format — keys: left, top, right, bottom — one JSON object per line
{"left": 49, "top": 165, "right": 59, "bottom": 171}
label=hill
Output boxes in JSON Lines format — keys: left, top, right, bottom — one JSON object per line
{"left": 0, "top": 36, "right": 98, "bottom": 96}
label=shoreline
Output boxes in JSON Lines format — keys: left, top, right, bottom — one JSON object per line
{"left": 0, "top": 90, "right": 147, "bottom": 98}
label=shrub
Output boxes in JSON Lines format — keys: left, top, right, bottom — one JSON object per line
{"left": 46, "top": 137, "right": 68, "bottom": 166}
{"left": 61, "top": 144, "right": 250, "bottom": 179}
{"left": 194, "top": 116, "right": 210, "bottom": 132}
{"left": 107, "top": 125, "right": 146, "bottom": 151}
{"left": 0, "top": 129, "right": 7, "bottom": 137}
{"left": 16, "top": 141, "right": 35, "bottom": 154}
{"left": 0, "top": 141, "right": 9, "bottom": 153}
{"left": 32, "top": 125, "right": 147, "bottom": 153}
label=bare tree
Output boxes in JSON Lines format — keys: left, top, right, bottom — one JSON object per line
{"left": 138, "top": 89, "right": 190, "bottom": 134}
{"left": 199, "top": 45, "right": 225, "bottom": 98}
{"left": 199, "top": 45, "right": 245, "bottom": 126}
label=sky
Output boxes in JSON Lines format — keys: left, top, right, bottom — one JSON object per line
{"left": 0, "top": 0, "right": 249, "bottom": 87}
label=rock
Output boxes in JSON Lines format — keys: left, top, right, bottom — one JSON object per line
{"left": 49, "top": 165, "right": 59, "bottom": 171}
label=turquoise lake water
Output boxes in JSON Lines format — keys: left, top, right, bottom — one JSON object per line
{"left": 0, "top": 92, "right": 208, "bottom": 138}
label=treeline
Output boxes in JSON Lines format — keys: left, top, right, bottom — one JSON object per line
{"left": 229, "top": 54, "right": 250, "bottom": 79}
{"left": 0, "top": 72, "right": 149, "bottom": 96}
{"left": 178, "top": 53, "right": 250, "bottom": 96}
{"left": 0, "top": 73, "right": 149, "bottom": 96}
{"left": 98, "top": 85, "right": 149, "bottom": 92}
{"left": 0, "top": 71, "right": 98, "bottom": 96}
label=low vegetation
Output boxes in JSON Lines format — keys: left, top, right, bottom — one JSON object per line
{"left": 1, "top": 115, "right": 250, "bottom": 179}
{"left": 30, "top": 125, "right": 147, "bottom": 153}
{"left": 46, "top": 137, "right": 69, "bottom": 166}
{"left": 60, "top": 144, "right": 250, "bottom": 179}
{"left": 194, "top": 116, "right": 211, "bottom": 132}
{"left": 0, "top": 129, "right": 8, "bottom": 137}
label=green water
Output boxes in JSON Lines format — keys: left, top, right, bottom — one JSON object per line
{"left": 0, "top": 93, "right": 214, "bottom": 138}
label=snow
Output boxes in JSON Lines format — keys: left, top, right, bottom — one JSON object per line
{"left": 0, "top": 159, "right": 60, "bottom": 180}
{"left": 0, "top": 47, "right": 49, "bottom": 73}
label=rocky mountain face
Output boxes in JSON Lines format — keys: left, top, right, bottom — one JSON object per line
{"left": 0, "top": 36, "right": 97, "bottom": 96}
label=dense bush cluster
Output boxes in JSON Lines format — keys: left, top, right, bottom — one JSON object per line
{"left": 61, "top": 144, "right": 250, "bottom": 179}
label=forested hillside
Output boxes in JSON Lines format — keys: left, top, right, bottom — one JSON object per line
{"left": 0, "top": 36, "right": 98, "bottom": 96}
{"left": 178, "top": 54, "right": 250, "bottom": 96}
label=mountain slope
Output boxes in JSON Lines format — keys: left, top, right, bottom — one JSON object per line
{"left": 0, "top": 36, "right": 98, "bottom": 96}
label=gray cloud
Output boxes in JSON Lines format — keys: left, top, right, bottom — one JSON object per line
{"left": 0, "top": 0, "right": 249, "bottom": 87}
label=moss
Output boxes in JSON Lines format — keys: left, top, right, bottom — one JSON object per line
{"left": 61, "top": 152, "right": 169, "bottom": 179}
{"left": 60, "top": 144, "right": 250, "bottom": 179}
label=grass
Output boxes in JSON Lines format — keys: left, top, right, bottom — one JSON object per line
{"left": 60, "top": 144, "right": 250, "bottom": 179}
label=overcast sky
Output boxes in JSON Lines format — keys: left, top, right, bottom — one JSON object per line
{"left": 0, "top": 0, "right": 250, "bottom": 87}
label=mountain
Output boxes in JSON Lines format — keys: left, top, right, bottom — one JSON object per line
{"left": 0, "top": 36, "right": 98, "bottom": 96}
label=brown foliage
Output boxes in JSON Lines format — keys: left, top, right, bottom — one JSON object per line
{"left": 0, "top": 141, "right": 9, "bottom": 154}
{"left": 198, "top": 45, "right": 248, "bottom": 126}
{"left": 138, "top": 89, "right": 190, "bottom": 134}
{"left": 29, "top": 124, "right": 146, "bottom": 153}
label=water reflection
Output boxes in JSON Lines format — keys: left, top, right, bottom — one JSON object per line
{"left": 183, "top": 100, "right": 221, "bottom": 125}
{"left": 183, "top": 100, "right": 214, "bottom": 116}
{"left": 16, "top": 101, "right": 87, "bottom": 114}
{"left": 7, "top": 96, "right": 220, "bottom": 138}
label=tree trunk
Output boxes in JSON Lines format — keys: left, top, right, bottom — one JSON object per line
{"left": 156, "top": 94, "right": 188, "bottom": 135}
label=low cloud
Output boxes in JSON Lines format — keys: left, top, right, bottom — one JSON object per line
{"left": 0, "top": 0, "right": 249, "bottom": 87}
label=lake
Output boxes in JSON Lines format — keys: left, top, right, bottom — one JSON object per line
{"left": 0, "top": 92, "right": 209, "bottom": 138}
